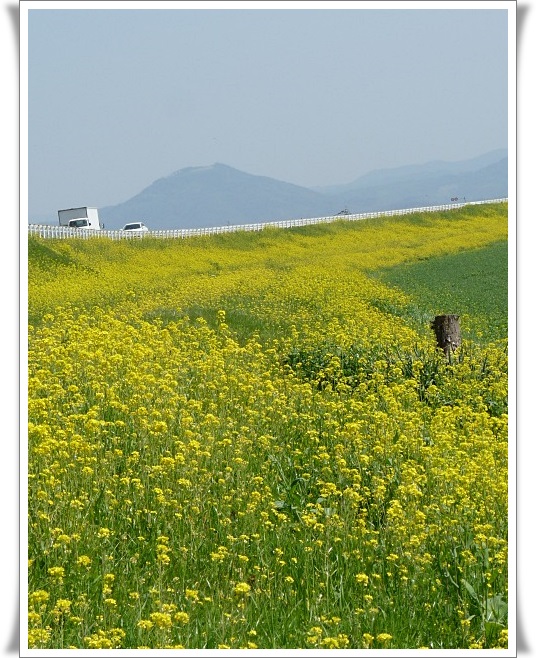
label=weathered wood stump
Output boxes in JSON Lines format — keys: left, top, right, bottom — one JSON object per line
{"left": 431, "top": 314, "right": 461, "bottom": 357}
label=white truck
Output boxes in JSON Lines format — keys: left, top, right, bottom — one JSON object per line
{"left": 58, "top": 207, "right": 102, "bottom": 230}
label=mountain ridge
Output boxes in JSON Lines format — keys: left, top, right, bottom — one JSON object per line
{"left": 30, "top": 149, "right": 507, "bottom": 229}
{"left": 312, "top": 148, "right": 507, "bottom": 195}
{"left": 99, "top": 163, "right": 337, "bottom": 230}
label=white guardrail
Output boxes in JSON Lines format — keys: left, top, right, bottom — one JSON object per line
{"left": 27, "top": 198, "right": 508, "bottom": 241}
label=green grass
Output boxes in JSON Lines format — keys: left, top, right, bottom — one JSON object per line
{"left": 370, "top": 240, "right": 508, "bottom": 342}
{"left": 27, "top": 238, "right": 78, "bottom": 269}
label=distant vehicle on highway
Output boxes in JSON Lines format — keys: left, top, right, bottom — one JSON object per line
{"left": 122, "top": 222, "right": 149, "bottom": 232}
{"left": 58, "top": 206, "right": 102, "bottom": 230}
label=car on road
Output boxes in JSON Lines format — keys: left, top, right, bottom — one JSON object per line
{"left": 68, "top": 218, "right": 98, "bottom": 230}
{"left": 122, "top": 222, "right": 149, "bottom": 232}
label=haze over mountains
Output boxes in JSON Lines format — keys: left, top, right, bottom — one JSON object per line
{"left": 312, "top": 149, "right": 508, "bottom": 213}
{"left": 32, "top": 149, "right": 507, "bottom": 230}
{"left": 101, "top": 164, "right": 337, "bottom": 231}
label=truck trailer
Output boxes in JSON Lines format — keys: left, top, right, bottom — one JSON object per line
{"left": 58, "top": 207, "right": 102, "bottom": 230}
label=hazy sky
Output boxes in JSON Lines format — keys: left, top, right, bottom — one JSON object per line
{"left": 24, "top": 1, "right": 510, "bottom": 218}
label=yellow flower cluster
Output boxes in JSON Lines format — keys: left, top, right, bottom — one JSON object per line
{"left": 27, "top": 204, "right": 508, "bottom": 649}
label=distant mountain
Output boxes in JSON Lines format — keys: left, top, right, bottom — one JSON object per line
{"left": 316, "top": 151, "right": 508, "bottom": 213}
{"left": 99, "top": 164, "right": 338, "bottom": 231}
{"left": 34, "top": 150, "right": 507, "bottom": 230}
{"left": 313, "top": 149, "right": 507, "bottom": 196}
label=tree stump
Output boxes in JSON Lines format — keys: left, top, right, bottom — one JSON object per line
{"left": 431, "top": 314, "right": 461, "bottom": 357}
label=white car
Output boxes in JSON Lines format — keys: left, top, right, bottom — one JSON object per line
{"left": 122, "top": 222, "right": 149, "bottom": 232}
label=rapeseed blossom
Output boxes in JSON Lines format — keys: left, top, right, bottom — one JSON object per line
{"left": 27, "top": 204, "right": 508, "bottom": 649}
{"left": 233, "top": 582, "right": 251, "bottom": 596}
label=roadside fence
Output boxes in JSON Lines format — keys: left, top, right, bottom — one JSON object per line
{"left": 27, "top": 198, "right": 508, "bottom": 240}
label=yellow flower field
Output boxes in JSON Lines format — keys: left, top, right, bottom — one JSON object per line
{"left": 27, "top": 203, "right": 509, "bottom": 649}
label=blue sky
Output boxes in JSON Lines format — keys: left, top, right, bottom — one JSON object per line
{"left": 24, "top": 2, "right": 510, "bottom": 219}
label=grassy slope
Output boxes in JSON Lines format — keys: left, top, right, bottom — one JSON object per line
{"left": 28, "top": 203, "right": 508, "bottom": 339}
{"left": 370, "top": 240, "right": 508, "bottom": 342}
